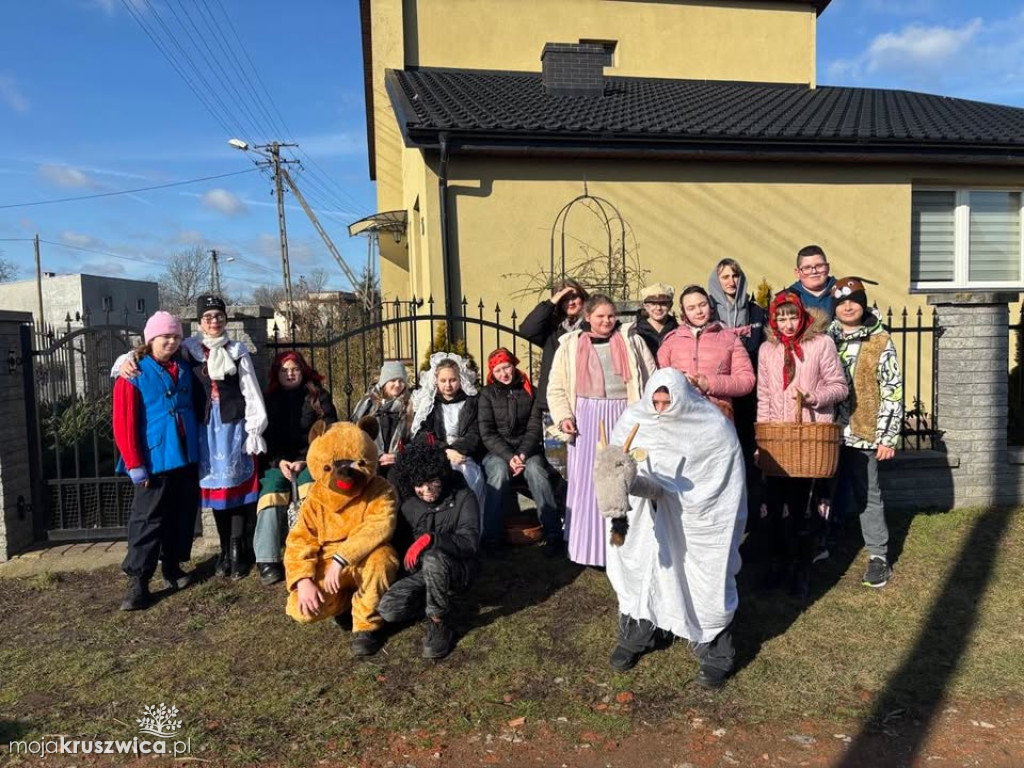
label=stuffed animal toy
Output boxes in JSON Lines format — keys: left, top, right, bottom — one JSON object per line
{"left": 593, "top": 423, "right": 647, "bottom": 546}
{"left": 283, "top": 420, "right": 399, "bottom": 656}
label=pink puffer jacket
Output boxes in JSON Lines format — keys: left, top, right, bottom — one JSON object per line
{"left": 656, "top": 322, "right": 755, "bottom": 412}
{"left": 756, "top": 322, "right": 848, "bottom": 424}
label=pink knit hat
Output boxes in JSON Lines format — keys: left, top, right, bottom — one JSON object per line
{"left": 143, "top": 311, "right": 183, "bottom": 344}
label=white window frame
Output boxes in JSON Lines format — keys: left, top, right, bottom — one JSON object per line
{"left": 910, "top": 187, "right": 1024, "bottom": 292}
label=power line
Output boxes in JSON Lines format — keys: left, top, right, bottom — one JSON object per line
{"left": 0, "top": 168, "right": 258, "bottom": 209}
{"left": 119, "top": 0, "right": 240, "bottom": 139}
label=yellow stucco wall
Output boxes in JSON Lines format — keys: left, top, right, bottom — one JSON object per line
{"left": 406, "top": 0, "right": 816, "bottom": 85}
{"left": 382, "top": 157, "right": 1024, "bottom": 409}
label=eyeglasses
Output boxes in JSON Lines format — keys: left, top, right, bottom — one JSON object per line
{"left": 201, "top": 312, "right": 225, "bottom": 323}
{"left": 644, "top": 300, "right": 672, "bottom": 307}
{"left": 561, "top": 292, "right": 581, "bottom": 301}
{"left": 798, "top": 263, "right": 830, "bottom": 275}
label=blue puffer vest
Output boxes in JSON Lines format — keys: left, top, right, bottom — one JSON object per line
{"left": 121, "top": 355, "right": 200, "bottom": 474}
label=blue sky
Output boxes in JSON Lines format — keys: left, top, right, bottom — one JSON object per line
{"left": 1, "top": 0, "right": 1022, "bottom": 299}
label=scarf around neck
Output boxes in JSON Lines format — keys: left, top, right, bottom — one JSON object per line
{"left": 202, "top": 333, "right": 237, "bottom": 381}
{"left": 576, "top": 328, "right": 630, "bottom": 398}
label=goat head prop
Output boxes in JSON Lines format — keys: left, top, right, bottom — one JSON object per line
{"left": 593, "top": 422, "right": 644, "bottom": 546}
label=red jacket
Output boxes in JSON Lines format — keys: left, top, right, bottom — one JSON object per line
{"left": 656, "top": 322, "right": 755, "bottom": 412}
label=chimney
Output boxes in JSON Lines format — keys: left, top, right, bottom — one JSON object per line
{"left": 541, "top": 42, "right": 606, "bottom": 97}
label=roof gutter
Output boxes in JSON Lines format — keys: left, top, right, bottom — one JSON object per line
{"left": 400, "top": 131, "right": 1024, "bottom": 168}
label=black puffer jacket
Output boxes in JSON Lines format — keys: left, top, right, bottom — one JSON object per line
{"left": 413, "top": 391, "right": 483, "bottom": 460}
{"left": 398, "top": 475, "right": 479, "bottom": 568}
{"left": 631, "top": 314, "right": 679, "bottom": 358}
{"left": 478, "top": 373, "right": 543, "bottom": 461}
{"left": 519, "top": 300, "right": 581, "bottom": 411}
{"left": 263, "top": 387, "right": 337, "bottom": 465}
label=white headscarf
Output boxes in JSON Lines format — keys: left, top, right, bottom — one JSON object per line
{"left": 607, "top": 367, "right": 747, "bottom": 644}
{"left": 410, "top": 352, "right": 478, "bottom": 437}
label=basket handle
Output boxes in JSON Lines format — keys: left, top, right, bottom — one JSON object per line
{"left": 795, "top": 389, "right": 804, "bottom": 424}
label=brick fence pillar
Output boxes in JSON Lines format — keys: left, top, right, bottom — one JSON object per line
{"left": 0, "top": 311, "right": 36, "bottom": 560}
{"left": 930, "top": 292, "right": 1018, "bottom": 508}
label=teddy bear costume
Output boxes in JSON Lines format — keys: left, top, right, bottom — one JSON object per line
{"left": 284, "top": 422, "right": 399, "bottom": 631}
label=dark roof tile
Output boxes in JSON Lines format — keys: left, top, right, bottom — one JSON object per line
{"left": 388, "top": 68, "right": 1024, "bottom": 155}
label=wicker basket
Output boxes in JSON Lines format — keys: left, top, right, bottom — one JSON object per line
{"left": 755, "top": 392, "right": 841, "bottom": 478}
{"left": 504, "top": 514, "right": 544, "bottom": 546}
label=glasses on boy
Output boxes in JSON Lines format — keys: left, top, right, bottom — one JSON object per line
{"left": 798, "top": 262, "right": 830, "bottom": 276}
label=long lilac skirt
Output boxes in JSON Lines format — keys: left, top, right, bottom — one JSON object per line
{"left": 565, "top": 396, "right": 627, "bottom": 567}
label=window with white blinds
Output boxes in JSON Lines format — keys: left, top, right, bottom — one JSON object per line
{"left": 969, "top": 191, "right": 1021, "bottom": 282}
{"left": 911, "top": 191, "right": 955, "bottom": 282}
{"left": 911, "top": 189, "right": 1024, "bottom": 289}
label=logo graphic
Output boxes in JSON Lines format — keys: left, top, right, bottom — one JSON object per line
{"left": 136, "top": 704, "right": 182, "bottom": 738}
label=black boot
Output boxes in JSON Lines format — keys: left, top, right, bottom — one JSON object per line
{"left": 120, "top": 576, "right": 152, "bottom": 611}
{"left": 351, "top": 630, "right": 382, "bottom": 657}
{"left": 215, "top": 551, "right": 230, "bottom": 578}
{"left": 258, "top": 562, "right": 285, "bottom": 586}
{"left": 423, "top": 619, "right": 455, "bottom": 659}
{"left": 161, "top": 561, "right": 192, "bottom": 591}
{"left": 230, "top": 537, "right": 251, "bottom": 581}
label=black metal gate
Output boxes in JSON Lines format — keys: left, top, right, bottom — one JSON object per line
{"left": 24, "top": 321, "right": 141, "bottom": 541}
{"left": 268, "top": 296, "right": 541, "bottom": 417}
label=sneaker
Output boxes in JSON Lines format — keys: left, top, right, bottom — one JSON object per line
{"left": 119, "top": 576, "right": 152, "bottom": 612}
{"left": 258, "top": 562, "right": 285, "bottom": 586}
{"left": 609, "top": 645, "right": 641, "bottom": 672}
{"left": 161, "top": 563, "right": 191, "bottom": 591}
{"left": 695, "top": 665, "right": 728, "bottom": 690}
{"left": 862, "top": 557, "right": 892, "bottom": 588}
{"left": 423, "top": 619, "right": 455, "bottom": 659}
{"left": 350, "top": 630, "right": 383, "bottom": 657}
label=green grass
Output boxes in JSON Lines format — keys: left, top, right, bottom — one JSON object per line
{"left": 0, "top": 505, "right": 1021, "bottom": 765}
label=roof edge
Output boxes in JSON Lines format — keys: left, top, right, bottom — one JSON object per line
{"left": 359, "top": 0, "right": 376, "bottom": 180}
{"left": 399, "top": 132, "right": 1024, "bottom": 168}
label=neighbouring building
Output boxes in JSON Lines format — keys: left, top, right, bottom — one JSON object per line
{"left": 0, "top": 273, "right": 158, "bottom": 330}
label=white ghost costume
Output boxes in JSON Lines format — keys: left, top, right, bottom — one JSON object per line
{"left": 606, "top": 368, "right": 747, "bottom": 644}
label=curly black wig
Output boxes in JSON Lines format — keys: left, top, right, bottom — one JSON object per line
{"left": 392, "top": 442, "right": 452, "bottom": 500}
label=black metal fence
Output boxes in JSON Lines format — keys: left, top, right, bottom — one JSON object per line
{"left": 25, "top": 317, "right": 142, "bottom": 540}
{"left": 268, "top": 296, "right": 542, "bottom": 418}
{"left": 881, "top": 305, "right": 939, "bottom": 451}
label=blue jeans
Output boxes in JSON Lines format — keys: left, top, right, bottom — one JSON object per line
{"left": 482, "top": 453, "right": 561, "bottom": 544}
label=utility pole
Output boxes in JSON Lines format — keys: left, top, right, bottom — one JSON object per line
{"left": 264, "top": 142, "right": 299, "bottom": 333}
{"left": 209, "top": 249, "right": 222, "bottom": 296}
{"left": 229, "top": 139, "right": 299, "bottom": 333}
{"left": 34, "top": 234, "right": 45, "bottom": 329}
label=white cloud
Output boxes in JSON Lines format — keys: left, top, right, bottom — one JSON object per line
{"left": 200, "top": 188, "right": 248, "bottom": 217}
{"left": 60, "top": 231, "right": 102, "bottom": 249}
{"left": 864, "top": 19, "right": 982, "bottom": 74}
{"left": 822, "top": 15, "right": 1024, "bottom": 100}
{"left": 38, "top": 164, "right": 100, "bottom": 189}
{"left": 0, "top": 74, "right": 28, "bottom": 113}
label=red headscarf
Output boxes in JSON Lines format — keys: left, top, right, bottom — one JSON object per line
{"left": 486, "top": 348, "right": 533, "bottom": 396}
{"left": 768, "top": 291, "right": 813, "bottom": 390}
{"left": 265, "top": 350, "right": 323, "bottom": 395}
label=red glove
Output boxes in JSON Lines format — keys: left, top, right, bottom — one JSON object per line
{"left": 404, "top": 534, "right": 433, "bottom": 571}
